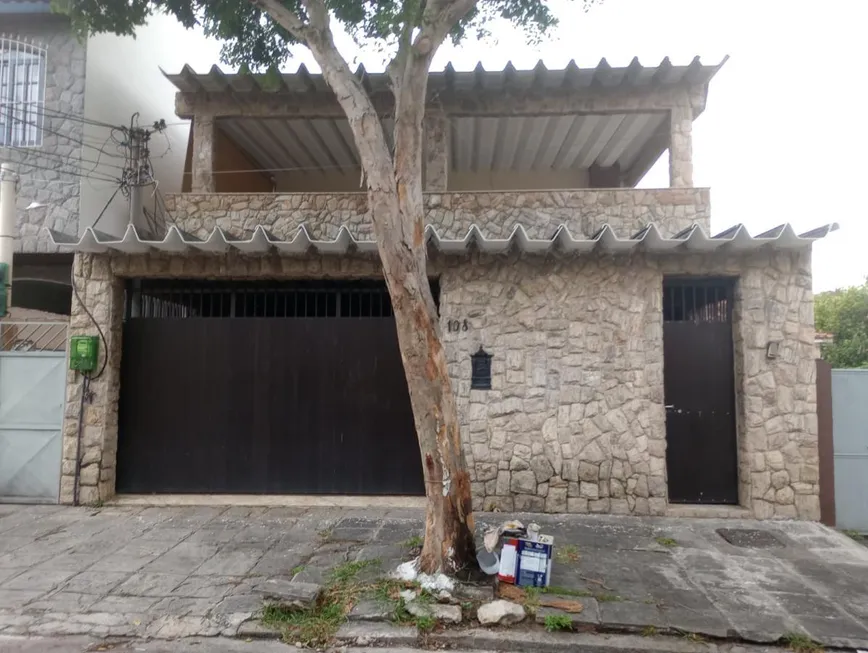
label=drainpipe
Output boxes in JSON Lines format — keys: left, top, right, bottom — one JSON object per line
{"left": 0, "top": 162, "right": 17, "bottom": 312}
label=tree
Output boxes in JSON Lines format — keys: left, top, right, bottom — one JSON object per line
{"left": 815, "top": 281, "right": 868, "bottom": 368}
{"left": 56, "top": 0, "right": 585, "bottom": 575}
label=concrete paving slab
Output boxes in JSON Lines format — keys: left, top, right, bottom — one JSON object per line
{"left": 112, "top": 573, "right": 187, "bottom": 598}
{"left": 0, "top": 506, "right": 866, "bottom": 647}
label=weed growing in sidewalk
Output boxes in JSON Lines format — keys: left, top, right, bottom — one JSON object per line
{"left": 842, "top": 529, "right": 864, "bottom": 541}
{"left": 595, "top": 593, "right": 623, "bottom": 602}
{"left": 556, "top": 544, "right": 581, "bottom": 563}
{"left": 260, "top": 558, "right": 380, "bottom": 647}
{"left": 642, "top": 625, "right": 659, "bottom": 637}
{"left": 544, "top": 614, "right": 573, "bottom": 632}
{"left": 782, "top": 632, "right": 823, "bottom": 653}
{"left": 403, "top": 535, "right": 423, "bottom": 549}
{"left": 655, "top": 536, "right": 678, "bottom": 547}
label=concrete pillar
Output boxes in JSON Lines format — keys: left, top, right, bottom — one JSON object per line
{"left": 424, "top": 112, "right": 449, "bottom": 191}
{"left": 668, "top": 105, "right": 694, "bottom": 188}
{"left": 192, "top": 114, "right": 217, "bottom": 193}
{"left": 60, "top": 253, "right": 124, "bottom": 505}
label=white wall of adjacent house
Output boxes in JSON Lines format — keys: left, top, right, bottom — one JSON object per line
{"left": 79, "top": 14, "right": 220, "bottom": 237}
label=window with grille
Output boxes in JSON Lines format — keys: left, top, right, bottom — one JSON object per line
{"left": 663, "top": 278, "right": 733, "bottom": 323}
{"left": 0, "top": 37, "right": 46, "bottom": 148}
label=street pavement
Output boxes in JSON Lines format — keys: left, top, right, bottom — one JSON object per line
{"left": 0, "top": 504, "right": 866, "bottom": 648}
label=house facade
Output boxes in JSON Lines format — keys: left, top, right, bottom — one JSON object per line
{"left": 49, "top": 59, "right": 833, "bottom": 520}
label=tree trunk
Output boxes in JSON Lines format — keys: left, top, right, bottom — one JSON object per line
{"left": 369, "top": 188, "right": 477, "bottom": 575}
{"left": 253, "top": 0, "right": 478, "bottom": 575}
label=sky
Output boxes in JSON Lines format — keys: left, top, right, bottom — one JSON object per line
{"left": 168, "top": 0, "right": 867, "bottom": 292}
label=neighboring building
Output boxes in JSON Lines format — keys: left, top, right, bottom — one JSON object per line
{"left": 48, "top": 58, "right": 835, "bottom": 520}
{"left": 0, "top": 1, "right": 198, "bottom": 313}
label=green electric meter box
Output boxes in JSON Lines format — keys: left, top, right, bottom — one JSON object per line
{"left": 70, "top": 335, "right": 99, "bottom": 372}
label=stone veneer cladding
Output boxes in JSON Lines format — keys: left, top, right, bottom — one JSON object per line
{"left": 5, "top": 16, "right": 86, "bottom": 252}
{"left": 62, "top": 244, "right": 820, "bottom": 520}
{"left": 164, "top": 188, "right": 711, "bottom": 240}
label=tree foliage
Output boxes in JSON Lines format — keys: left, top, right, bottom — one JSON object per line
{"left": 53, "top": 1, "right": 566, "bottom": 70}
{"left": 815, "top": 281, "right": 868, "bottom": 368}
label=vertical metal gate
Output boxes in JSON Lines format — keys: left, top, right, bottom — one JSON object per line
{"left": 117, "top": 280, "right": 424, "bottom": 496}
{"left": 0, "top": 322, "right": 67, "bottom": 503}
{"left": 831, "top": 369, "right": 868, "bottom": 531}
{"left": 663, "top": 278, "right": 739, "bottom": 504}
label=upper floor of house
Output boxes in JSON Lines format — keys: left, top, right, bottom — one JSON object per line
{"left": 166, "top": 57, "right": 723, "bottom": 240}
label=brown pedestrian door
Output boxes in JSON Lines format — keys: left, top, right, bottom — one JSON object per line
{"left": 116, "top": 280, "right": 424, "bottom": 496}
{"left": 663, "top": 278, "right": 738, "bottom": 504}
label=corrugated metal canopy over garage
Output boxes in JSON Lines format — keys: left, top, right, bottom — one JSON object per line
{"left": 164, "top": 57, "right": 725, "bottom": 180}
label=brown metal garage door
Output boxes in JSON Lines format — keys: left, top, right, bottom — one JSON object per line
{"left": 116, "top": 280, "right": 424, "bottom": 495}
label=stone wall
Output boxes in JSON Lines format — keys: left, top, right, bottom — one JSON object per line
{"left": 165, "top": 188, "right": 711, "bottom": 240}
{"left": 61, "top": 247, "right": 819, "bottom": 520}
{"left": 4, "top": 15, "right": 86, "bottom": 252}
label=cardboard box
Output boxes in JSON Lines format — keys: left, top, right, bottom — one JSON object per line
{"left": 497, "top": 534, "right": 554, "bottom": 587}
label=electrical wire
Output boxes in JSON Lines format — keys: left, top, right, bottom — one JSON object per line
{"left": 9, "top": 158, "right": 120, "bottom": 184}
{"left": 0, "top": 105, "right": 128, "bottom": 160}
{"left": 35, "top": 105, "right": 125, "bottom": 131}
{"left": 2, "top": 145, "right": 129, "bottom": 174}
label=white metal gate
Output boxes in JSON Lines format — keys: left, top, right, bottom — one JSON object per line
{"left": 832, "top": 369, "right": 868, "bottom": 531}
{"left": 0, "top": 322, "right": 67, "bottom": 503}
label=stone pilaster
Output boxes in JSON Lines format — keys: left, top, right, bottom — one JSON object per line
{"left": 192, "top": 115, "right": 217, "bottom": 193}
{"left": 60, "top": 253, "right": 124, "bottom": 505}
{"left": 668, "top": 105, "right": 694, "bottom": 188}
{"left": 423, "top": 112, "right": 449, "bottom": 191}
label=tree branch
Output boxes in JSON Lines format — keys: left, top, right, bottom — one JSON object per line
{"left": 247, "top": 0, "right": 309, "bottom": 40}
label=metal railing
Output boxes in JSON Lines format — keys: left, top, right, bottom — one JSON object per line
{"left": 0, "top": 321, "right": 67, "bottom": 352}
{"left": 0, "top": 35, "right": 46, "bottom": 148}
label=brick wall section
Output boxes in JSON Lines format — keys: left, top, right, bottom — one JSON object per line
{"left": 61, "top": 247, "right": 819, "bottom": 520}
{"left": 4, "top": 16, "right": 86, "bottom": 252}
{"left": 164, "top": 188, "right": 711, "bottom": 240}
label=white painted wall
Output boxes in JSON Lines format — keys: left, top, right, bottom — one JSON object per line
{"left": 79, "top": 14, "right": 221, "bottom": 236}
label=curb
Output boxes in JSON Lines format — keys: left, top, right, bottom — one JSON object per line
{"left": 333, "top": 621, "right": 793, "bottom": 653}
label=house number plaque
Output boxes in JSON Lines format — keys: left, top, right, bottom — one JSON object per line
{"left": 447, "top": 319, "right": 469, "bottom": 333}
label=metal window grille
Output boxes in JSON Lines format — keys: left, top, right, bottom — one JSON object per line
{"left": 0, "top": 321, "right": 67, "bottom": 352}
{"left": 663, "top": 279, "right": 733, "bottom": 323}
{"left": 0, "top": 36, "right": 46, "bottom": 148}
{"left": 125, "top": 280, "right": 406, "bottom": 319}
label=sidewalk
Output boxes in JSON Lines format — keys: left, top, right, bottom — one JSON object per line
{"left": 0, "top": 504, "right": 866, "bottom": 648}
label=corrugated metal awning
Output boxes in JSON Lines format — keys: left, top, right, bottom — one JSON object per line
{"left": 164, "top": 56, "right": 726, "bottom": 96}
{"left": 46, "top": 222, "right": 838, "bottom": 256}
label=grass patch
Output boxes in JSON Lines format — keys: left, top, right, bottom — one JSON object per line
{"left": 595, "top": 593, "right": 623, "bottom": 603}
{"left": 544, "top": 614, "right": 573, "bottom": 632}
{"left": 317, "top": 528, "right": 332, "bottom": 541}
{"left": 680, "top": 631, "right": 706, "bottom": 643}
{"left": 414, "top": 614, "right": 436, "bottom": 632}
{"left": 556, "top": 544, "right": 581, "bottom": 563}
{"left": 403, "top": 535, "right": 424, "bottom": 549}
{"left": 260, "top": 559, "right": 379, "bottom": 647}
{"left": 289, "top": 565, "right": 305, "bottom": 577}
{"left": 782, "top": 632, "right": 823, "bottom": 653}
{"left": 842, "top": 529, "right": 864, "bottom": 541}
{"left": 642, "top": 625, "right": 659, "bottom": 637}
{"left": 328, "top": 559, "right": 379, "bottom": 584}
{"left": 655, "top": 536, "right": 678, "bottom": 548}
